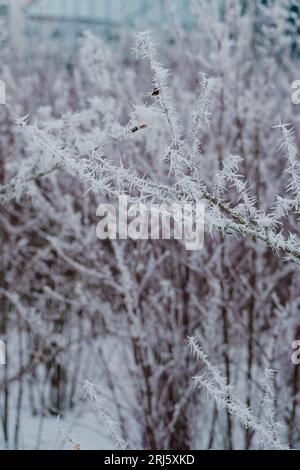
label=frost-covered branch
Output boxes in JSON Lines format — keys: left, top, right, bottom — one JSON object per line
{"left": 188, "top": 338, "right": 288, "bottom": 450}
{"left": 84, "top": 380, "right": 128, "bottom": 450}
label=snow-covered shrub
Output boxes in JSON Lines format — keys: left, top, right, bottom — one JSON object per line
{"left": 1, "top": 0, "right": 300, "bottom": 450}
